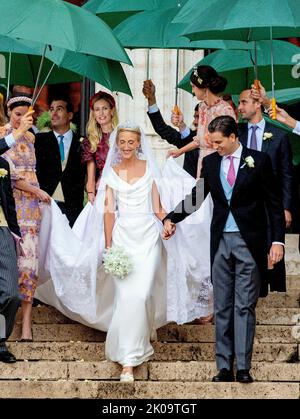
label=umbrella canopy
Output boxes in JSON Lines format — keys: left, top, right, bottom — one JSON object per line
{"left": 84, "top": 0, "right": 176, "bottom": 28}
{"left": 178, "top": 40, "right": 300, "bottom": 95}
{"left": 173, "top": 0, "right": 300, "bottom": 41}
{"left": 0, "top": 52, "right": 80, "bottom": 86}
{"left": 0, "top": 36, "right": 132, "bottom": 96}
{"left": 0, "top": 0, "right": 131, "bottom": 64}
{"left": 114, "top": 4, "right": 250, "bottom": 49}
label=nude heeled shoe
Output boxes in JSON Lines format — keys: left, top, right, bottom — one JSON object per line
{"left": 120, "top": 372, "right": 134, "bottom": 382}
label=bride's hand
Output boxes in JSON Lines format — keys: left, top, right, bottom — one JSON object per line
{"left": 167, "top": 149, "right": 181, "bottom": 159}
{"left": 162, "top": 219, "right": 176, "bottom": 240}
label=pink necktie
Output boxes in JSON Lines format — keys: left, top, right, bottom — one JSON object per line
{"left": 227, "top": 155, "right": 236, "bottom": 187}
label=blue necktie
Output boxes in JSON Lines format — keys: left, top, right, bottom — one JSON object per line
{"left": 250, "top": 125, "right": 258, "bottom": 150}
{"left": 58, "top": 135, "right": 65, "bottom": 161}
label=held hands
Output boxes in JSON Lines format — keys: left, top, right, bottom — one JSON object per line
{"left": 268, "top": 243, "right": 284, "bottom": 266}
{"left": 162, "top": 219, "right": 176, "bottom": 240}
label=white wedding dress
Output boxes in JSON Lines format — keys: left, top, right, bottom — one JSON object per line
{"left": 35, "top": 124, "right": 213, "bottom": 367}
{"left": 104, "top": 164, "right": 166, "bottom": 366}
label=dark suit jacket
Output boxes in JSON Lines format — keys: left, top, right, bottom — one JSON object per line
{"left": 34, "top": 131, "right": 85, "bottom": 226}
{"left": 147, "top": 110, "right": 198, "bottom": 178}
{"left": 238, "top": 121, "right": 293, "bottom": 210}
{"left": 0, "top": 138, "right": 9, "bottom": 156}
{"left": 0, "top": 157, "right": 20, "bottom": 237}
{"left": 167, "top": 147, "right": 285, "bottom": 297}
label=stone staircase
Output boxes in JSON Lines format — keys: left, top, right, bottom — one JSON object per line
{"left": 1, "top": 238, "right": 300, "bottom": 399}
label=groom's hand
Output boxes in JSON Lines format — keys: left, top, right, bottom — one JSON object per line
{"left": 162, "top": 219, "right": 176, "bottom": 240}
{"left": 269, "top": 243, "right": 284, "bottom": 265}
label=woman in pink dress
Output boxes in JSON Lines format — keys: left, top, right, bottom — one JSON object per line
{"left": 81, "top": 92, "right": 118, "bottom": 203}
{"left": 170, "top": 65, "right": 237, "bottom": 178}
{"left": 2, "top": 95, "right": 50, "bottom": 341}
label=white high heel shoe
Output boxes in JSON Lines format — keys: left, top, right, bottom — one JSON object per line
{"left": 120, "top": 372, "right": 134, "bottom": 382}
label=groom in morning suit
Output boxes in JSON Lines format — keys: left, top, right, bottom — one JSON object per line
{"left": 163, "top": 116, "right": 285, "bottom": 383}
{"left": 0, "top": 157, "right": 21, "bottom": 363}
{"left": 34, "top": 97, "right": 85, "bottom": 227}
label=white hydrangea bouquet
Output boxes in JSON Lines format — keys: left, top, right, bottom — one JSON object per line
{"left": 103, "top": 246, "right": 133, "bottom": 279}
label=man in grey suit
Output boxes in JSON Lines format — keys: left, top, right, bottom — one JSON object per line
{"left": 0, "top": 157, "right": 22, "bottom": 363}
{"left": 163, "top": 116, "right": 285, "bottom": 383}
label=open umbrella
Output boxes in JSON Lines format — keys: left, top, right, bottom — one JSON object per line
{"left": 114, "top": 2, "right": 251, "bottom": 106}
{"left": 0, "top": 36, "right": 132, "bottom": 97}
{"left": 0, "top": 0, "right": 131, "bottom": 64}
{"left": 174, "top": 0, "right": 300, "bottom": 118}
{"left": 83, "top": 0, "right": 176, "bottom": 28}
{"left": 178, "top": 40, "right": 300, "bottom": 95}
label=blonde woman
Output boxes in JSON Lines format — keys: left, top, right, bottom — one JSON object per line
{"left": 81, "top": 92, "right": 118, "bottom": 203}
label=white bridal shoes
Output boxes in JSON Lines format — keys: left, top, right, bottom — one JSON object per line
{"left": 120, "top": 372, "right": 134, "bottom": 382}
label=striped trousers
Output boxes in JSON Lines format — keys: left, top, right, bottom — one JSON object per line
{"left": 0, "top": 227, "right": 20, "bottom": 342}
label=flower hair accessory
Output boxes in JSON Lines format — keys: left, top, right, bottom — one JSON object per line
{"left": 193, "top": 66, "right": 203, "bottom": 86}
{"left": 6, "top": 96, "right": 32, "bottom": 108}
{"left": 89, "top": 91, "right": 115, "bottom": 110}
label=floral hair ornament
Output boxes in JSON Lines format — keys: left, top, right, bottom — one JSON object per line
{"left": 193, "top": 66, "right": 203, "bottom": 86}
{"left": 89, "top": 91, "right": 116, "bottom": 110}
{"left": 6, "top": 96, "right": 32, "bottom": 108}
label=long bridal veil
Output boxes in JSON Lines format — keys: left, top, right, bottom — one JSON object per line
{"left": 36, "top": 122, "right": 213, "bottom": 328}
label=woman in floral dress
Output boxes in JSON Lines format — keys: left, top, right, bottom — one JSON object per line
{"left": 3, "top": 95, "right": 50, "bottom": 341}
{"left": 169, "top": 65, "right": 237, "bottom": 178}
{"left": 81, "top": 91, "right": 118, "bottom": 203}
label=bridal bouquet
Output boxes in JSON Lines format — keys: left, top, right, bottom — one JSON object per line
{"left": 103, "top": 246, "right": 133, "bottom": 279}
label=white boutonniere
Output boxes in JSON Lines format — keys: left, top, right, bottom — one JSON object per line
{"left": 0, "top": 168, "right": 8, "bottom": 178}
{"left": 79, "top": 137, "right": 85, "bottom": 143}
{"left": 263, "top": 132, "right": 273, "bottom": 141}
{"left": 241, "top": 156, "right": 255, "bottom": 169}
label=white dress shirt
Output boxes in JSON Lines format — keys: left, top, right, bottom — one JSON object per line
{"left": 293, "top": 120, "right": 300, "bottom": 136}
{"left": 247, "top": 119, "right": 266, "bottom": 151}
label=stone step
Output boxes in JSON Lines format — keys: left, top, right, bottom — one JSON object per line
{"left": 15, "top": 306, "right": 300, "bottom": 325}
{"left": 257, "top": 291, "right": 300, "bottom": 308}
{"left": 0, "top": 380, "right": 298, "bottom": 399}
{"left": 285, "top": 276, "right": 300, "bottom": 289}
{"left": 7, "top": 342, "right": 299, "bottom": 362}
{"left": 149, "top": 361, "right": 300, "bottom": 382}
{"left": 0, "top": 361, "right": 299, "bottom": 382}
{"left": 9, "top": 323, "right": 300, "bottom": 344}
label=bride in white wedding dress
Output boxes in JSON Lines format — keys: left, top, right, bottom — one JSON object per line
{"left": 36, "top": 122, "right": 213, "bottom": 381}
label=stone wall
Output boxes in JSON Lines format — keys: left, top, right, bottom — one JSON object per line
{"left": 96, "top": 48, "right": 204, "bottom": 168}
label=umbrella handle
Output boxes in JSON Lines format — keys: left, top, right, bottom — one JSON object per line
{"left": 271, "top": 98, "right": 276, "bottom": 120}
{"left": 172, "top": 105, "right": 181, "bottom": 127}
{"left": 253, "top": 79, "right": 260, "bottom": 91}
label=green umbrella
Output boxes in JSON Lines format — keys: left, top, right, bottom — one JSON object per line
{"left": 84, "top": 0, "right": 176, "bottom": 28}
{"left": 114, "top": 3, "right": 251, "bottom": 104}
{"left": 174, "top": 0, "right": 300, "bottom": 41}
{"left": 114, "top": 5, "right": 250, "bottom": 50}
{"left": 0, "top": 0, "right": 130, "bottom": 64}
{"left": 0, "top": 36, "right": 132, "bottom": 96}
{"left": 174, "top": 0, "right": 300, "bottom": 116}
{"left": 178, "top": 40, "right": 300, "bottom": 95}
